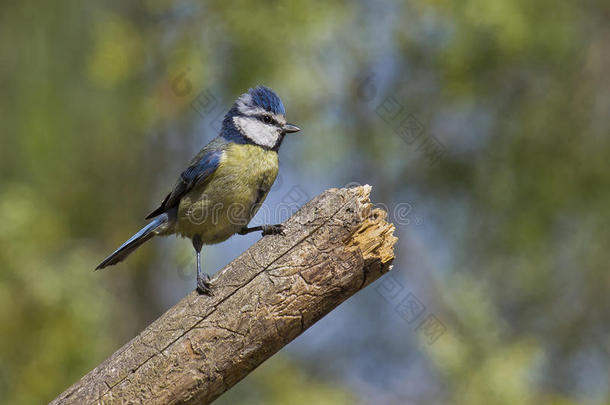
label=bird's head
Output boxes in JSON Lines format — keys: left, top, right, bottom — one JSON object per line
{"left": 223, "top": 86, "right": 300, "bottom": 150}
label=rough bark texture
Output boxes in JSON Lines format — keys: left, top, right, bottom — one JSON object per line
{"left": 51, "top": 185, "right": 397, "bottom": 405}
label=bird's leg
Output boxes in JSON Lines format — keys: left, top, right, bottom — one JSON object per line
{"left": 192, "top": 234, "right": 212, "bottom": 295}
{"left": 238, "top": 224, "right": 285, "bottom": 236}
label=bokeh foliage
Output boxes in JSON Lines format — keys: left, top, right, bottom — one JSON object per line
{"left": 1, "top": 0, "right": 608, "bottom": 404}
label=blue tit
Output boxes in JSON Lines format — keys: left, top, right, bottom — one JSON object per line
{"left": 96, "top": 86, "right": 300, "bottom": 294}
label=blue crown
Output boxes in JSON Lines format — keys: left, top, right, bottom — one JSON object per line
{"left": 248, "top": 86, "right": 285, "bottom": 115}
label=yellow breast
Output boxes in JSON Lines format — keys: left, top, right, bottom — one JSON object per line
{"left": 176, "top": 143, "right": 279, "bottom": 243}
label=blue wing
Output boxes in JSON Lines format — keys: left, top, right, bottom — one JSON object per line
{"left": 145, "top": 147, "right": 223, "bottom": 219}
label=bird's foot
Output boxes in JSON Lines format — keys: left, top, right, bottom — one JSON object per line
{"left": 261, "top": 224, "right": 285, "bottom": 236}
{"left": 196, "top": 273, "right": 213, "bottom": 295}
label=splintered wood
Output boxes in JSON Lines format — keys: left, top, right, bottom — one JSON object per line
{"left": 51, "top": 185, "right": 397, "bottom": 405}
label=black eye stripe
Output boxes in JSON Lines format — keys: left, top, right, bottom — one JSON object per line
{"left": 256, "top": 114, "right": 280, "bottom": 126}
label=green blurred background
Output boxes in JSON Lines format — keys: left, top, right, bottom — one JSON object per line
{"left": 1, "top": 0, "right": 609, "bottom": 404}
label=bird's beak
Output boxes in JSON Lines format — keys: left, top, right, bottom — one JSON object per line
{"left": 283, "top": 123, "right": 301, "bottom": 134}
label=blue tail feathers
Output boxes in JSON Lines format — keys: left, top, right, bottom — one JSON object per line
{"left": 95, "top": 214, "right": 168, "bottom": 270}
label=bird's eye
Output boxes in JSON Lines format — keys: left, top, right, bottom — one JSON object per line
{"left": 263, "top": 115, "right": 272, "bottom": 124}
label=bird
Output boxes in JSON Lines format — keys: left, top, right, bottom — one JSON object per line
{"left": 95, "top": 85, "right": 301, "bottom": 294}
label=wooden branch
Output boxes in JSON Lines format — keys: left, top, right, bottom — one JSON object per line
{"left": 51, "top": 185, "right": 397, "bottom": 405}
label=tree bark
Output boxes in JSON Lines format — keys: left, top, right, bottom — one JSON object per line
{"left": 51, "top": 185, "right": 397, "bottom": 405}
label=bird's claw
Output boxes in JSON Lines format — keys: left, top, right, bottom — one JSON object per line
{"left": 261, "top": 224, "right": 285, "bottom": 236}
{"left": 196, "top": 273, "right": 213, "bottom": 295}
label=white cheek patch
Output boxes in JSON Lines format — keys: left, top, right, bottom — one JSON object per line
{"left": 233, "top": 116, "right": 280, "bottom": 148}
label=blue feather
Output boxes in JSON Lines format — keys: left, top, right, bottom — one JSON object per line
{"left": 96, "top": 214, "right": 168, "bottom": 269}
{"left": 248, "top": 85, "right": 285, "bottom": 115}
{"left": 145, "top": 148, "right": 223, "bottom": 219}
